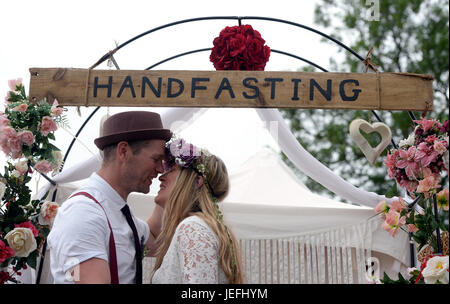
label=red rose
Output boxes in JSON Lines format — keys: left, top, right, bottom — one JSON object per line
{"left": 0, "top": 239, "right": 15, "bottom": 264}
{"left": 14, "top": 220, "right": 39, "bottom": 237}
{"left": 0, "top": 271, "right": 11, "bottom": 284}
{"left": 210, "top": 24, "right": 271, "bottom": 71}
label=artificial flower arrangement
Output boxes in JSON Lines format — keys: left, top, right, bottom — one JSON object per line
{"left": 0, "top": 78, "right": 65, "bottom": 283}
{"left": 375, "top": 117, "right": 449, "bottom": 284}
{"left": 210, "top": 24, "right": 271, "bottom": 71}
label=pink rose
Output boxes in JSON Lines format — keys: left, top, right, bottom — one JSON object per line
{"left": 0, "top": 240, "right": 15, "bottom": 264}
{"left": 51, "top": 99, "right": 63, "bottom": 116}
{"left": 12, "top": 103, "right": 27, "bottom": 112}
{"left": 4, "top": 91, "right": 11, "bottom": 104}
{"left": 39, "top": 116, "right": 57, "bottom": 136}
{"left": 0, "top": 114, "right": 10, "bottom": 130}
{"left": 15, "top": 160, "right": 29, "bottom": 175}
{"left": 34, "top": 160, "right": 53, "bottom": 174}
{"left": 8, "top": 78, "right": 22, "bottom": 91}
{"left": 18, "top": 130, "right": 34, "bottom": 146}
{"left": 14, "top": 220, "right": 39, "bottom": 237}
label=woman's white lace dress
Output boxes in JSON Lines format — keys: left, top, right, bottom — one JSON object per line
{"left": 151, "top": 215, "right": 228, "bottom": 284}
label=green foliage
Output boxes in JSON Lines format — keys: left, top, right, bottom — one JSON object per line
{"left": 281, "top": 0, "right": 449, "bottom": 201}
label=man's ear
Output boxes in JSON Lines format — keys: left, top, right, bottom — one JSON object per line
{"left": 196, "top": 175, "right": 204, "bottom": 189}
{"left": 116, "top": 141, "right": 130, "bottom": 161}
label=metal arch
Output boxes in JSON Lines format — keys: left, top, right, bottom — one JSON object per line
{"left": 145, "top": 48, "right": 329, "bottom": 72}
{"left": 91, "top": 16, "right": 365, "bottom": 68}
{"left": 36, "top": 16, "right": 423, "bottom": 282}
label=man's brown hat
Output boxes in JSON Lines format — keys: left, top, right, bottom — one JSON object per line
{"left": 94, "top": 111, "right": 172, "bottom": 150}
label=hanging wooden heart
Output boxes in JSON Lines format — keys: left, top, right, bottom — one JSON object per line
{"left": 349, "top": 118, "right": 392, "bottom": 165}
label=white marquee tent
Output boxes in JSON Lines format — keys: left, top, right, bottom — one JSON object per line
{"left": 25, "top": 107, "right": 411, "bottom": 284}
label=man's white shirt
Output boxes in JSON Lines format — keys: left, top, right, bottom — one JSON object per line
{"left": 47, "top": 172, "right": 150, "bottom": 284}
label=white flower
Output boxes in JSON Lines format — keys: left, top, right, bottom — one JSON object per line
{"left": 443, "top": 150, "right": 449, "bottom": 171}
{"left": 4, "top": 227, "right": 37, "bottom": 257}
{"left": 11, "top": 170, "right": 21, "bottom": 178}
{"left": 14, "top": 160, "right": 28, "bottom": 175}
{"left": 399, "top": 133, "right": 415, "bottom": 148}
{"left": 38, "top": 201, "right": 59, "bottom": 225}
{"left": 0, "top": 181, "right": 6, "bottom": 200}
{"left": 51, "top": 150, "right": 64, "bottom": 171}
{"left": 422, "top": 256, "right": 449, "bottom": 284}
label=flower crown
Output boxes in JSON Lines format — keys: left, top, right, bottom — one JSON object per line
{"left": 164, "top": 137, "right": 216, "bottom": 196}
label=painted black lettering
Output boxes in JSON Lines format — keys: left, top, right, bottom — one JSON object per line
{"left": 310, "top": 79, "right": 331, "bottom": 101}
{"left": 215, "top": 78, "right": 235, "bottom": 99}
{"left": 242, "top": 77, "right": 259, "bottom": 99}
{"left": 117, "top": 76, "right": 136, "bottom": 98}
{"left": 264, "top": 78, "right": 283, "bottom": 99}
{"left": 339, "top": 79, "right": 361, "bottom": 101}
{"left": 141, "top": 77, "right": 162, "bottom": 98}
{"left": 291, "top": 79, "right": 301, "bottom": 101}
{"left": 191, "top": 78, "right": 210, "bottom": 98}
{"left": 93, "top": 76, "right": 112, "bottom": 98}
{"left": 167, "top": 78, "right": 184, "bottom": 98}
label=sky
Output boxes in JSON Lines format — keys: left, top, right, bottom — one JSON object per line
{"left": 0, "top": 0, "right": 354, "bottom": 195}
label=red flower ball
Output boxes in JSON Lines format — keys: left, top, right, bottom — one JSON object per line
{"left": 210, "top": 24, "right": 271, "bottom": 71}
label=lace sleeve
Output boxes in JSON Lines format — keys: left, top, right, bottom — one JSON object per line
{"left": 175, "top": 220, "right": 219, "bottom": 284}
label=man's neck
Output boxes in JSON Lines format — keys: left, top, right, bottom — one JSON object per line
{"left": 97, "top": 166, "right": 129, "bottom": 201}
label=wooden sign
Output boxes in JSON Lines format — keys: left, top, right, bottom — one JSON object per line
{"left": 29, "top": 68, "right": 434, "bottom": 111}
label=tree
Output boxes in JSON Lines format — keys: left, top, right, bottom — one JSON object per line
{"left": 281, "top": 0, "right": 449, "bottom": 202}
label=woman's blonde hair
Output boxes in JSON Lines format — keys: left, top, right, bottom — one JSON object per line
{"left": 152, "top": 153, "right": 244, "bottom": 283}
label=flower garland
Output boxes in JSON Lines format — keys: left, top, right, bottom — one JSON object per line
{"left": 210, "top": 24, "right": 271, "bottom": 71}
{"left": 0, "top": 78, "right": 65, "bottom": 283}
{"left": 375, "top": 117, "right": 449, "bottom": 284}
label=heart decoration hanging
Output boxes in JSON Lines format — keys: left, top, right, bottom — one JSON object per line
{"left": 349, "top": 119, "right": 392, "bottom": 165}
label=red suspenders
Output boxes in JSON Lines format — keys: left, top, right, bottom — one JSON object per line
{"left": 70, "top": 192, "right": 119, "bottom": 284}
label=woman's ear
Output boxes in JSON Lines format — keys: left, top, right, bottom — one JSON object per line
{"left": 196, "top": 175, "right": 204, "bottom": 189}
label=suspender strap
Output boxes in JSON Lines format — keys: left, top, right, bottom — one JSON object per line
{"left": 70, "top": 192, "right": 119, "bottom": 284}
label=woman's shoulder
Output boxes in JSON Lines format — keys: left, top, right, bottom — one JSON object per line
{"left": 175, "top": 216, "right": 216, "bottom": 239}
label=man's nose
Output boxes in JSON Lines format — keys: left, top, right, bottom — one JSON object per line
{"left": 156, "top": 160, "right": 164, "bottom": 174}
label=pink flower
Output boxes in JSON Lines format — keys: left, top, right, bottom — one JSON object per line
{"left": 390, "top": 198, "right": 407, "bottom": 213}
{"left": 415, "top": 142, "right": 439, "bottom": 167}
{"left": 18, "top": 130, "right": 34, "bottom": 146}
{"left": 436, "top": 188, "right": 449, "bottom": 211}
{"left": 414, "top": 118, "right": 440, "bottom": 133}
{"left": 434, "top": 140, "right": 448, "bottom": 155}
{"left": 34, "top": 160, "right": 53, "bottom": 174}
{"left": 12, "top": 103, "right": 27, "bottom": 112}
{"left": 8, "top": 78, "right": 22, "bottom": 91}
{"left": 5, "top": 91, "right": 11, "bottom": 104}
{"left": 382, "top": 210, "right": 406, "bottom": 237}
{"left": 0, "top": 113, "right": 10, "bottom": 130}
{"left": 385, "top": 152, "right": 398, "bottom": 178}
{"left": 375, "top": 200, "right": 389, "bottom": 216}
{"left": 51, "top": 99, "right": 63, "bottom": 116}
{"left": 0, "top": 240, "right": 15, "bottom": 264}
{"left": 38, "top": 116, "right": 57, "bottom": 136}
{"left": 0, "top": 126, "right": 22, "bottom": 157}
{"left": 14, "top": 220, "right": 39, "bottom": 237}
{"left": 396, "top": 147, "right": 420, "bottom": 178}
{"left": 15, "top": 160, "right": 29, "bottom": 175}
{"left": 416, "top": 175, "right": 441, "bottom": 197}
{"left": 39, "top": 201, "right": 59, "bottom": 225}
{"left": 398, "top": 178, "right": 418, "bottom": 193}
{"left": 425, "top": 135, "right": 437, "bottom": 144}
{"left": 407, "top": 224, "right": 419, "bottom": 233}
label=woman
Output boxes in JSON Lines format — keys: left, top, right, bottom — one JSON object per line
{"left": 151, "top": 138, "right": 244, "bottom": 284}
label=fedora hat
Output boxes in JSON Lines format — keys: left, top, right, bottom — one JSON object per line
{"left": 94, "top": 111, "right": 172, "bottom": 150}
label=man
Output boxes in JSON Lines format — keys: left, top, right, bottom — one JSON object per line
{"left": 48, "top": 111, "right": 171, "bottom": 284}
